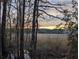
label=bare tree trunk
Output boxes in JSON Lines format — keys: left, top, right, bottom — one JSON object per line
{"left": 0, "top": 1, "right": 1, "bottom": 24}
{"left": 1, "top": 0, "right": 7, "bottom": 59}
{"left": 19, "top": 0, "right": 25, "bottom": 59}
{"left": 31, "top": 0, "right": 39, "bottom": 59}
{"left": 16, "top": 1, "right": 20, "bottom": 59}
{"left": 7, "top": 0, "right": 12, "bottom": 51}
{"left": 0, "top": 1, "right": 1, "bottom": 59}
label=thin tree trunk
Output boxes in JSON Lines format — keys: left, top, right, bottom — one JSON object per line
{"left": 19, "top": 0, "right": 25, "bottom": 59}
{"left": 1, "top": 0, "right": 7, "bottom": 59}
{"left": 0, "top": 1, "right": 1, "bottom": 24}
{"left": 16, "top": 1, "right": 19, "bottom": 59}
{"left": 0, "top": 1, "right": 1, "bottom": 59}
{"left": 31, "top": 0, "right": 39, "bottom": 59}
{"left": 7, "top": 0, "right": 12, "bottom": 52}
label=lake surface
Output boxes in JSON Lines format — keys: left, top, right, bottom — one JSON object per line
{"left": 6, "top": 33, "right": 68, "bottom": 59}
{"left": 11, "top": 33, "right": 68, "bottom": 44}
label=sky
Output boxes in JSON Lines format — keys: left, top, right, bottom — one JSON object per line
{"left": 37, "top": 0, "right": 77, "bottom": 29}
{"left": 38, "top": 0, "right": 72, "bottom": 26}
{"left": 49, "top": 0, "right": 72, "bottom": 4}
{"left": 1, "top": 0, "right": 77, "bottom": 29}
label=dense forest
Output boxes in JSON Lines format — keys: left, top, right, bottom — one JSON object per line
{"left": 0, "top": 0, "right": 78, "bottom": 59}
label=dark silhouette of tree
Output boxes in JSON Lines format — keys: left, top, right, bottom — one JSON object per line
{"left": 0, "top": 1, "right": 1, "bottom": 59}
{"left": 60, "top": 0, "right": 78, "bottom": 59}
{"left": 16, "top": 0, "right": 20, "bottom": 59}
{"left": 19, "top": 0, "right": 25, "bottom": 59}
{"left": 30, "top": 0, "right": 39, "bottom": 59}
{"left": 1, "top": 0, "right": 7, "bottom": 59}
{"left": 0, "top": 2, "right": 1, "bottom": 23}
{"left": 67, "top": 0, "right": 78, "bottom": 59}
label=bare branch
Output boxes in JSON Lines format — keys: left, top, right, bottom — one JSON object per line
{"left": 39, "top": 0, "right": 67, "bottom": 6}
{"left": 39, "top": 5, "right": 63, "bottom": 13}
{"left": 39, "top": 9, "right": 62, "bottom": 20}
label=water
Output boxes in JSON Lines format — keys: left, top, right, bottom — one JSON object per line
{"left": 7, "top": 33, "right": 68, "bottom": 59}
{"left": 11, "top": 33, "right": 68, "bottom": 40}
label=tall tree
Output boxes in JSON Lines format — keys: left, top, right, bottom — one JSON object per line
{"left": 0, "top": 2, "right": 1, "bottom": 22}
{"left": 19, "top": 0, "right": 25, "bottom": 59}
{"left": 0, "top": 1, "right": 1, "bottom": 58}
{"left": 67, "top": 0, "right": 78, "bottom": 59}
{"left": 30, "top": 0, "right": 39, "bottom": 59}
{"left": 1, "top": 0, "right": 7, "bottom": 59}
{"left": 16, "top": 0, "right": 20, "bottom": 59}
